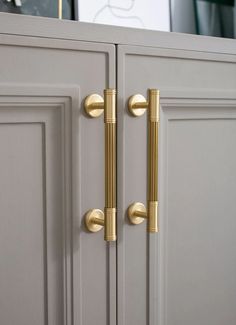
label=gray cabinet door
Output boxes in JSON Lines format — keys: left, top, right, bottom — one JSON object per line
{"left": 117, "top": 45, "right": 236, "bottom": 325}
{"left": 0, "top": 34, "right": 115, "bottom": 325}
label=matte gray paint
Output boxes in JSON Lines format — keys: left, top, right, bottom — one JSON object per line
{"left": 0, "top": 14, "right": 236, "bottom": 325}
{"left": 0, "top": 37, "right": 116, "bottom": 325}
{"left": 117, "top": 44, "right": 236, "bottom": 325}
{"left": 0, "top": 12, "right": 236, "bottom": 55}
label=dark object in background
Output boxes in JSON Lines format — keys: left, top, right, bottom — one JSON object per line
{"left": 194, "top": 0, "right": 235, "bottom": 38}
{"left": 200, "top": 0, "right": 234, "bottom": 4}
{"left": 0, "top": 0, "right": 74, "bottom": 19}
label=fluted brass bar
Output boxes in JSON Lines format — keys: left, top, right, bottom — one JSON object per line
{"left": 84, "top": 89, "right": 116, "bottom": 241}
{"left": 104, "top": 89, "right": 116, "bottom": 241}
{"left": 105, "top": 124, "right": 116, "bottom": 207}
{"left": 58, "top": 0, "right": 62, "bottom": 19}
{"left": 148, "top": 89, "right": 159, "bottom": 232}
{"left": 127, "top": 89, "right": 159, "bottom": 232}
{"left": 104, "top": 207, "right": 116, "bottom": 241}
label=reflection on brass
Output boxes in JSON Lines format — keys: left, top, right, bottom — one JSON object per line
{"left": 128, "top": 202, "right": 147, "bottom": 225}
{"left": 127, "top": 89, "right": 159, "bottom": 233}
{"left": 128, "top": 94, "right": 147, "bottom": 117}
{"left": 84, "top": 94, "right": 104, "bottom": 117}
{"left": 85, "top": 209, "right": 104, "bottom": 233}
{"left": 104, "top": 89, "right": 116, "bottom": 123}
{"left": 148, "top": 201, "right": 158, "bottom": 232}
{"left": 84, "top": 89, "right": 117, "bottom": 241}
{"left": 58, "top": 0, "right": 63, "bottom": 19}
{"left": 104, "top": 208, "right": 116, "bottom": 241}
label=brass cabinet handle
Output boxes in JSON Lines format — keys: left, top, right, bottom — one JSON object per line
{"left": 84, "top": 89, "right": 117, "bottom": 241}
{"left": 58, "top": 0, "right": 62, "bottom": 19}
{"left": 127, "top": 89, "right": 159, "bottom": 233}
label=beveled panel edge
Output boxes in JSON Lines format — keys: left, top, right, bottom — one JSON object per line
{"left": 0, "top": 32, "right": 115, "bottom": 59}
{"left": 119, "top": 45, "right": 236, "bottom": 65}
{"left": 0, "top": 84, "right": 77, "bottom": 325}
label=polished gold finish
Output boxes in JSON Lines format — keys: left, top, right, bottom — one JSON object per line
{"left": 127, "top": 89, "right": 159, "bottom": 233}
{"left": 148, "top": 201, "right": 158, "bottom": 232}
{"left": 104, "top": 89, "right": 116, "bottom": 241}
{"left": 58, "top": 0, "right": 63, "bottom": 19}
{"left": 149, "top": 89, "right": 159, "bottom": 122}
{"left": 128, "top": 94, "right": 148, "bottom": 117}
{"left": 105, "top": 208, "right": 116, "bottom": 241}
{"left": 84, "top": 94, "right": 104, "bottom": 117}
{"left": 148, "top": 89, "right": 159, "bottom": 233}
{"left": 85, "top": 209, "right": 104, "bottom": 233}
{"left": 104, "top": 89, "right": 116, "bottom": 123}
{"left": 105, "top": 124, "right": 116, "bottom": 208}
{"left": 84, "top": 89, "right": 117, "bottom": 241}
{"left": 128, "top": 202, "right": 147, "bottom": 225}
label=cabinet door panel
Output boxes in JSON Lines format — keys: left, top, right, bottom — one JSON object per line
{"left": 0, "top": 101, "right": 63, "bottom": 325}
{"left": 160, "top": 102, "right": 236, "bottom": 325}
{"left": 117, "top": 45, "right": 236, "bottom": 325}
{"left": 0, "top": 34, "right": 115, "bottom": 325}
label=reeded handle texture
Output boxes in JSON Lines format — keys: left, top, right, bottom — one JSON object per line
{"left": 104, "top": 89, "right": 116, "bottom": 241}
{"left": 148, "top": 90, "right": 159, "bottom": 232}
{"left": 84, "top": 89, "right": 117, "bottom": 241}
{"left": 128, "top": 89, "right": 159, "bottom": 233}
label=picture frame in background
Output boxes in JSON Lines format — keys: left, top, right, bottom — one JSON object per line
{"left": 77, "top": 0, "right": 171, "bottom": 31}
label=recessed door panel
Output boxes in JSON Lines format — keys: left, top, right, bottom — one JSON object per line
{"left": 0, "top": 122, "right": 49, "bottom": 325}
{"left": 0, "top": 99, "right": 65, "bottom": 325}
{"left": 160, "top": 102, "right": 236, "bottom": 325}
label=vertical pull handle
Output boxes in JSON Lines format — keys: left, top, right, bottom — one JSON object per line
{"left": 127, "top": 89, "right": 159, "bottom": 233}
{"left": 84, "top": 89, "right": 117, "bottom": 241}
{"left": 58, "top": 0, "right": 62, "bottom": 18}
